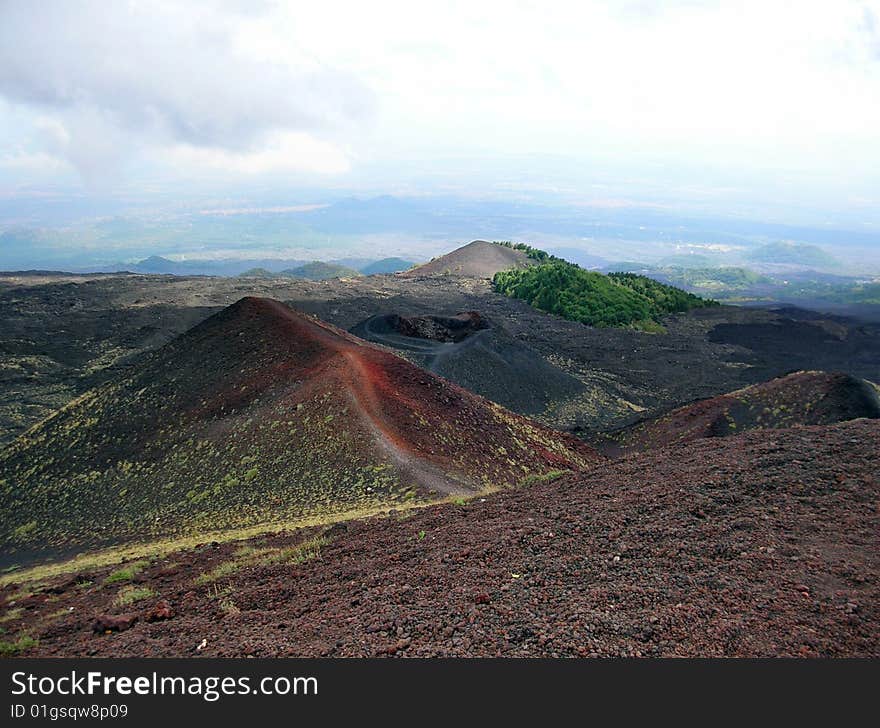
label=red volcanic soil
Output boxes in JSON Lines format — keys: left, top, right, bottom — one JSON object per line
{"left": 177, "top": 297, "right": 598, "bottom": 490}
{"left": 595, "top": 371, "right": 880, "bottom": 456}
{"left": 7, "top": 418, "right": 878, "bottom": 657}
{"left": 1, "top": 297, "right": 598, "bottom": 561}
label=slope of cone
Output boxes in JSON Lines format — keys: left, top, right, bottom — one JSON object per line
{"left": 400, "top": 241, "right": 535, "bottom": 278}
{"left": 594, "top": 370, "right": 880, "bottom": 455}
{"left": 0, "top": 297, "right": 599, "bottom": 563}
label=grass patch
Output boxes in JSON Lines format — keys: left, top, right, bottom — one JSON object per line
{"left": 196, "top": 536, "right": 329, "bottom": 586}
{"left": 5, "top": 585, "right": 39, "bottom": 603}
{"left": 0, "top": 492, "right": 498, "bottom": 591}
{"left": 0, "top": 607, "right": 23, "bottom": 623}
{"left": 104, "top": 560, "right": 147, "bottom": 584}
{"left": 113, "top": 585, "right": 155, "bottom": 607}
{"left": 0, "top": 502, "right": 435, "bottom": 589}
{"left": 232, "top": 545, "right": 260, "bottom": 559}
{"left": 255, "top": 536, "right": 329, "bottom": 566}
{"left": 195, "top": 561, "right": 240, "bottom": 586}
{"left": 0, "top": 634, "right": 38, "bottom": 656}
{"left": 218, "top": 596, "right": 240, "bottom": 616}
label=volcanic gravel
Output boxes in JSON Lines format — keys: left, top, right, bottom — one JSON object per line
{"left": 6, "top": 419, "right": 878, "bottom": 658}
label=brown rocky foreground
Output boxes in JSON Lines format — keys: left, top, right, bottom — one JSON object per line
{"left": 3, "top": 419, "right": 877, "bottom": 657}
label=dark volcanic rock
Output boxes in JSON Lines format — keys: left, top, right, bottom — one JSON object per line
{"left": 352, "top": 311, "right": 587, "bottom": 416}
{"left": 144, "top": 600, "right": 174, "bottom": 622}
{"left": 92, "top": 614, "right": 138, "bottom": 634}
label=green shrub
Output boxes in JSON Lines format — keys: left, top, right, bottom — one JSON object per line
{"left": 493, "top": 260, "right": 715, "bottom": 329}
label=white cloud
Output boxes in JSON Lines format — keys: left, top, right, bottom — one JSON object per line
{"left": 0, "top": 0, "right": 369, "bottom": 182}
{"left": 0, "top": 149, "right": 69, "bottom": 175}
{"left": 165, "top": 131, "right": 351, "bottom": 176}
{"left": 0, "top": 0, "right": 878, "bottom": 199}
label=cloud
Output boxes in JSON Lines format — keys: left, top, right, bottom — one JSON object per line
{"left": 165, "top": 131, "right": 351, "bottom": 176}
{"left": 0, "top": 0, "right": 878, "bottom": 202}
{"left": 0, "top": 149, "right": 69, "bottom": 176}
{"left": 0, "top": 0, "right": 370, "bottom": 182}
{"left": 862, "top": 5, "right": 880, "bottom": 59}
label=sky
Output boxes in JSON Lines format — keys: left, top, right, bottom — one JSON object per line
{"left": 1, "top": 0, "right": 879, "bottom": 227}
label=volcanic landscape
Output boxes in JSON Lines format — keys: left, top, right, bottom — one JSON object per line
{"left": 1, "top": 241, "right": 878, "bottom": 657}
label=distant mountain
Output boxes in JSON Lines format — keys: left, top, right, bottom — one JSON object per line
{"left": 131, "top": 255, "right": 181, "bottom": 274}
{"left": 651, "top": 266, "right": 771, "bottom": 290}
{"left": 401, "top": 241, "right": 535, "bottom": 278}
{"left": 237, "top": 268, "right": 274, "bottom": 278}
{"left": 280, "top": 261, "right": 362, "bottom": 280}
{"left": 360, "top": 257, "right": 415, "bottom": 275}
{"left": 0, "top": 298, "right": 599, "bottom": 562}
{"left": 127, "top": 257, "right": 310, "bottom": 276}
{"left": 747, "top": 242, "right": 838, "bottom": 269}
{"left": 129, "top": 257, "right": 412, "bottom": 279}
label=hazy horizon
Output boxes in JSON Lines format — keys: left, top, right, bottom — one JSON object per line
{"left": 1, "top": 1, "right": 879, "bottom": 270}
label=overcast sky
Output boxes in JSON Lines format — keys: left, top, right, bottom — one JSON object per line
{"left": 1, "top": 0, "right": 879, "bottom": 221}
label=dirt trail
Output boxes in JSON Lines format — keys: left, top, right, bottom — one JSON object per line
{"left": 339, "top": 350, "right": 473, "bottom": 496}
{"left": 259, "top": 299, "right": 474, "bottom": 495}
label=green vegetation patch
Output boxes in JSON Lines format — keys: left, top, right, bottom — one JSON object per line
{"left": 195, "top": 560, "right": 240, "bottom": 586}
{"left": 196, "top": 535, "right": 330, "bottom": 586}
{"left": 0, "top": 634, "right": 38, "bottom": 656}
{"left": 493, "top": 258, "right": 716, "bottom": 330}
{"left": 494, "top": 241, "right": 564, "bottom": 263}
{"left": 113, "top": 585, "right": 155, "bottom": 607}
{"left": 0, "top": 607, "right": 24, "bottom": 623}
{"left": 104, "top": 560, "right": 148, "bottom": 584}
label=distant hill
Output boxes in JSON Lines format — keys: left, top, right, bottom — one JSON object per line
{"left": 401, "top": 241, "right": 536, "bottom": 278}
{"left": 593, "top": 371, "right": 880, "bottom": 455}
{"left": 748, "top": 241, "right": 838, "bottom": 269}
{"left": 650, "top": 266, "right": 771, "bottom": 291}
{"left": 0, "top": 298, "right": 599, "bottom": 563}
{"left": 656, "top": 253, "right": 720, "bottom": 268}
{"left": 127, "top": 257, "right": 309, "bottom": 277}
{"left": 360, "top": 257, "right": 415, "bottom": 275}
{"left": 131, "top": 256, "right": 180, "bottom": 274}
{"left": 280, "top": 261, "right": 362, "bottom": 280}
{"left": 602, "top": 261, "right": 651, "bottom": 274}
{"left": 237, "top": 267, "right": 274, "bottom": 278}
